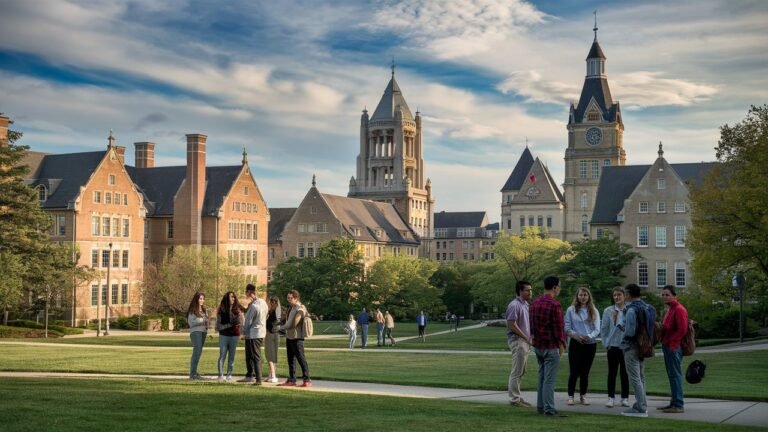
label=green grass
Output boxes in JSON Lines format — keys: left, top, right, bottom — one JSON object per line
{"left": 1, "top": 342, "right": 766, "bottom": 401}
{"left": 0, "top": 378, "right": 761, "bottom": 432}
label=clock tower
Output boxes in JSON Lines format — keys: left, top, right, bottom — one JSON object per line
{"left": 563, "top": 24, "right": 625, "bottom": 241}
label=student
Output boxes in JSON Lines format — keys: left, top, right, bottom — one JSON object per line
{"left": 357, "top": 307, "right": 370, "bottom": 349}
{"left": 600, "top": 287, "right": 630, "bottom": 408}
{"left": 265, "top": 295, "right": 282, "bottom": 383}
{"left": 564, "top": 287, "right": 601, "bottom": 406}
{"left": 659, "top": 285, "right": 688, "bottom": 413}
{"left": 529, "top": 276, "right": 566, "bottom": 417}
{"left": 375, "top": 308, "right": 385, "bottom": 347}
{"left": 216, "top": 291, "right": 242, "bottom": 382}
{"left": 346, "top": 314, "right": 357, "bottom": 349}
{"left": 620, "top": 283, "right": 651, "bottom": 418}
{"left": 384, "top": 310, "right": 396, "bottom": 346}
{"left": 187, "top": 292, "right": 208, "bottom": 380}
{"left": 239, "top": 284, "right": 267, "bottom": 385}
{"left": 416, "top": 310, "right": 427, "bottom": 341}
{"left": 277, "top": 290, "right": 312, "bottom": 387}
{"left": 506, "top": 280, "right": 533, "bottom": 407}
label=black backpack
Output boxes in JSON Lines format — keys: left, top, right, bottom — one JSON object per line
{"left": 686, "top": 360, "right": 706, "bottom": 384}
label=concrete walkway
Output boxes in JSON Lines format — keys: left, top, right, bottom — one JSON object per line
{"left": 1, "top": 371, "right": 765, "bottom": 428}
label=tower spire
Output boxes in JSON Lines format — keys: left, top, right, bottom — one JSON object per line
{"left": 658, "top": 141, "right": 664, "bottom": 158}
{"left": 242, "top": 146, "right": 248, "bottom": 164}
{"left": 107, "top": 129, "right": 116, "bottom": 149}
{"left": 391, "top": 57, "right": 396, "bottom": 78}
{"left": 593, "top": 10, "right": 598, "bottom": 40}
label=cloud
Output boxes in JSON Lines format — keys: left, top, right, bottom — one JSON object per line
{"left": 134, "top": 112, "right": 168, "bottom": 131}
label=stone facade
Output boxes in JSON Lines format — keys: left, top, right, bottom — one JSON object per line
{"left": 430, "top": 212, "right": 498, "bottom": 263}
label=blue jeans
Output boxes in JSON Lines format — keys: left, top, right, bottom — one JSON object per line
{"left": 623, "top": 347, "right": 647, "bottom": 412}
{"left": 360, "top": 324, "right": 368, "bottom": 348}
{"left": 348, "top": 331, "right": 356, "bottom": 349}
{"left": 534, "top": 347, "right": 560, "bottom": 414}
{"left": 189, "top": 331, "right": 206, "bottom": 377}
{"left": 218, "top": 335, "right": 239, "bottom": 378}
{"left": 377, "top": 323, "right": 384, "bottom": 346}
{"left": 663, "top": 344, "right": 684, "bottom": 408}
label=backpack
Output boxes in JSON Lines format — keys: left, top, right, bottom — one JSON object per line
{"left": 681, "top": 319, "right": 696, "bottom": 356}
{"left": 301, "top": 307, "right": 314, "bottom": 338}
{"left": 686, "top": 359, "right": 706, "bottom": 384}
{"left": 631, "top": 301, "right": 657, "bottom": 359}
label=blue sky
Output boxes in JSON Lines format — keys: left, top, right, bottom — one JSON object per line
{"left": 1, "top": 0, "right": 766, "bottom": 221}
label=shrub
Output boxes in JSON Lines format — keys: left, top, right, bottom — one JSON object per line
{"left": 697, "top": 308, "right": 760, "bottom": 339}
{"left": 0, "top": 325, "right": 64, "bottom": 338}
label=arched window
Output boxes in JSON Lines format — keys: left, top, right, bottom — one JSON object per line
{"left": 580, "top": 192, "right": 588, "bottom": 209}
{"left": 38, "top": 185, "right": 47, "bottom": 202}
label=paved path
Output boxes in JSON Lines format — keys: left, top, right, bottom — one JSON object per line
{"left": 1, "top": 371, "right": 765, "bottom": 428}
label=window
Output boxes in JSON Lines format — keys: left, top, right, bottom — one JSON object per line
{"left": 463, "top": 253, "right": 468, "bottom": 260}
{"left": 638, "top": 262, "right": 649, "bottom": 287}
{"left": 167, "top": 221, "right": 174, "bottom": 239}
{"left": 307, "top": 242, "right": 315, "bottom": 258}
{"left": 537, "top": 216, "right": 543, "bottom": 227}
{"left": 298, "top": 223, "right": 306, "bottom": 233}
{"left": 519, "top": 216, "right": 525, "bottom": 228}
{"left": 121, "top": 284, "right": 128, "bottom": 304}
{"left": 111, "top": 284, "right": 118, "bottom": 304}
{"left": 105, "top": 192, "right": 112, "bottom": 205}
{"left": 580, "top": 193, "right": 588, "bottom": 209}
{"left": 310, "top": 206, "right": 317, "bottom": 214}
{"left": 244, "top": 186, "right": 249, "bottom": 196}
{"left": 297, "top": 243, "right": 305, "bottom": 258}
{"left": 656, "top": 262, "right": 667, "bottom": 287}
{"left": 596, "top": 228, "right": 604, "bottom": 238}
{"left": 252, "top": 250, "right": 257, "bottom": 265}
{"left": 638, "top": 226, "right": 649, "bottom": 247}
{"left": 91, "top": 250, "right": 99, "bottom": 268}
{"left": 122, "top": 194, "right": 128, "bottom": 205}
{"left": 122, "top": 219, "right": 129, "bottom": 237}
{"left": 579, "top": 160, "right": 587, "bottom": 179}
{"left": 252, "top": 223, "right": 258, "bottom": 239}
{"left": 603, "top": 159, "right": 611, "bottom": 166}
{"left": 108, "top": 174, "right": 116, "bottom": 185}
{"left": 588, "top": 111, "right": 600, "bottom": 121}
{"left": 674, "top": 201, "right": 686, "bottom": 213}
{"left": 101, "top": 284, "right": 107, "bottom": 305}
{"left": 92, "top": 216, "right": 100, "bottom": 236}
{"left": 38, "top": 185, "right": 47, "bottom": 202}
{"left": 675, "top": 262, "right": 687, "bottom": 287}
{"left": 656, "top": 226, "right": 667, "bottom": 247}
{"left": 56, "top": 215, "right": 66, "bottom": 236}
{"left": 581, "top": 215, "right": 588, "bottom": 234}
{"left": 246, "top": 223, "right": 251, "bottom": 240}
{"left": 122, "top": 250, "right": 129, "bottom": 268}
{"left": 91, "top": 285, "right": 98, "bottom": 306}
{"left": 528, "top": 216, "right": 534, "bottom": 226}
{"left": 591, "top": 160, "right": 599, "bottom": 178}
{"left": 112, "top": 218, "right": 120, "bottom": 237}
{"left": 675, "top": 225, "right": 687, "bottom": 247}
{"left": 102, "top": 217, "right": 110, "bottom": 236}
{"left": 144, "top": 220, "right": 149, "bottom": 240}
{"left": 546, "top": 215, "right": 552, "bottom": 228}
{"left": 93, "top": 191, "right": 102, "bottom": 204}
{"left": 240, "top": 250, "right": 246, "bottom": 266}
{"left": 112, "top": 250, "right": 120, "bottom": 268}
{"left": 657, "top": 178, "right": 666, "bottom": 189}
{"left": 639, "top": 201, "right": 649, "bottom": 213}
{"left": 434, "top": 228, "right": 447, "bottom": 237}
{"left": 657, "top": 201, "right": 666, "bottom": 213}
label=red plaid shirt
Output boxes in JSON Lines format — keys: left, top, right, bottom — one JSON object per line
{"left": 529, "top": 294, "right": 566, "bottom": 350}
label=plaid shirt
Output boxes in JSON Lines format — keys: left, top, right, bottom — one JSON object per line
{"left": 529, "top": 294, "right": 566, "bottom": 350}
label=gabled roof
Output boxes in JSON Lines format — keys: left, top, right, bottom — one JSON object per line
{"left": 591, "top": 162, "right": 717, "bottom": 224}
{"left": 572, "top": 78, "right": 618, "bottom": 123}
{"left": 268, "top": 208, "right": 297, "bottom": 244}
{"left": 501, "top": 147, "right": 534, "bottom": 192}
{"left": 320, "top": 192, "right": 419, "bottom": 245}
{"left": 434, "top": 211, "right": 488, "bottom": 229}
{"left": 31, "top": 151, "right": 106, "bottom": 209}
{"left": 511, "top": 157, "right": 564, "bottom": 204}
{"left": 370, "top": 76, "right": 414, "bottom": 122}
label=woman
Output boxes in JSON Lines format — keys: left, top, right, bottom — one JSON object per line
{"left": 600, "top": 287, "right": 630, "bottom": 408}
{"left": 659, "top": 285, "right": 689, "bottom": 414}
{"left": 384, "top": 310, "right": 396, "bottom": 346}
{"left": 216, "top": 291, "right": 242, "bottom": 382}
{"left": 564, "top": 287, "right": 601, "bottom": 405}
{"left": 345, "top": 314, "right": 357, "bottom": 349}
{"left": 187, "top": 292, "right": 209, "bottom": 380}
{"left": 265, "top": 295, "right": 282, "bottom": 383}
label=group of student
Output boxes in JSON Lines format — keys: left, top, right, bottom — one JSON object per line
{"left": 505, "top": 276, "right": 689, "bottom": 418}
{"left": 345, "top": 307, "right": 397, "bottom": 348}
{"left": 185, "top": 284, "right": 313, "bottom": 387}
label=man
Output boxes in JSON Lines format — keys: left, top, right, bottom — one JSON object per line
{"left": 620, "top": 283, "right": 650, "bottom": 417}
{"left": 416, "top": 309, "right": 427, "bottom": 341}
{"left": 506, "top": 280, "right": 533, "bottom": 407}
{"left": 239, "top": 284, "right": 267, "bottom": 385}
{"left": 659, "top": 285, "right": 688, "bottom": 414}
{"left": 357, "top": 307, "right": 370, "bottom": 349}
{"left": 529, "top": 276, "right": 566, "bottom": 417}
{"left": 384, "top": 310, "right": 396, "bottom": 346}
{"left": 375, "top": 308, "right": 385, "bottom": 347}
{"left": 277, "top": 289, "right": 312, "bottom": 387}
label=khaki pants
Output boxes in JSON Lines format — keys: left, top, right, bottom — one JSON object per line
{"left": 508, "top": 337, "right": 529, "bottom": 402}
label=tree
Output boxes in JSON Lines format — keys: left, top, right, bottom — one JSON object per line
{"left": 364, "top": 254, "right": 441, "bottom": 319}
{"left": 472, "top": 228, "right": 571, "bottom": 311}
{"left": 689, "top": 105, "right": 768, "bottom": 296}
{"left": 431, "top": 261, "right": 481, "bottom": 318}
{"left": 558, "top": 237, "right": 640, "bottom": 302}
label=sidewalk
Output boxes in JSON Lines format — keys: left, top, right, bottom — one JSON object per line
{"left": 1, "top": 371, "right": 765, "bottom": 428}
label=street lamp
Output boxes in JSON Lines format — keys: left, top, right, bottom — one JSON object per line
{"left": 105, "top": 241, "right": 112, "bottom": 336}
{"left": 732, "top": 273, "right": 746, "bottom": 343}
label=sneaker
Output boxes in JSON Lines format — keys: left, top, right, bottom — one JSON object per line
{"left": 509, "top": 400, "right": 532, "bottom": 408}
{"left": 268, "top": 377, "right": 279, "bottom": 384}
{"left": 252, "top": 381, "right": 263, "bottom": 386}
{"left": 580, "top": 396, "right": 590, "bottom": 406}
{"left": 277, "top": 381, "right": 296, "bottom": 387}
{"left": 300, "top": 380, "right": 313, "bottom": 388}
{"left": 217, "top": 376, "right": 224, "bottom": 383}
{"left": 544, "top": 410, "right": 568, "bottom": 418}
{"left": 190, "top": 374, "right": 207, "bottom": 380}
{"left": 237, "top": 377, "right": 255, "bottom": 383}
{"left": 567, "top": 397, "right": 575, "bottom": 406}
{"left": 656, "top": 404, "right": 672, "bottom": 411}
{"left": 225, "top": 375, "right": 232, "bottom": 382}
{"left": 621, "top": 408, "right": 648, "bottom": 418}
{"left": 605, "top": 398, "right": 615, "bottom": 408}
{"left": 621, "top": 399, "right": 630, "bottom": 407}
{"left": 661, "top": 406, "right": 684, "bottom": 414}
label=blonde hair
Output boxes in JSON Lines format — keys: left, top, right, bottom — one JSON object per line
{"left": 572, "top": 287, "right": 596, "bottom": 322}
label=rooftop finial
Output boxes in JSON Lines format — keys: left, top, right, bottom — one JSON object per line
{"left": 242, "top": 146, "right": 248, "bottom": 164}
{"left": 593, "top": 10, "right": 598, "bottom": 40}
{"left": 658, "top": 141, "right": 664, "bottom": 158}
{"left": 391, "top": 57, "right": 396, "bottom": 77}
{"left": 108, "top": 129, "right": 116, "bottom": 148}
{"left": 525, "top": 136, "right": 529, "bottom": 148}
{"left": 312, "top": 174, "right": 316, "bottom": 187}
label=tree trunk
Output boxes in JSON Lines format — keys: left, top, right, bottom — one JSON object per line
{"left": 44, "top": 298, "right": 49, "bottom": 338}
{"left": 2, "top": 307, "right": 8, "bottom": 326}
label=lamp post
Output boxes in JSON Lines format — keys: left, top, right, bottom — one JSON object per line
{"left": 105, "top": 241, "right": 112, "bottom": 336}
{"left": 732, "top": 273, "right": 746, "bottom": 343}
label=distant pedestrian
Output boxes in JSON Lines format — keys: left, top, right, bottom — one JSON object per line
{"left": 357, "top": 307, "right": 370, "bottom": 349}
{"left": 659, "top": 285, "right": 688, "bottom": 414}
{"left": 216, "top": 291, "right": 243, "bottom": 382}
{"left": 506, "top": 280, "right": 533, "bottom": 407}
{"left": 529, "top": 276, "right": 566, "bottom": 416}
{"left": 239, "top": 284, "right": 267, "bottom": 385}
{"left": 620, "top": 283, "right": 651, "bottom": 418}
{"left": 600, "top": 287, "right": 630, "bottom": 408}
{"left": 454, "top": 313, "right": 461, "bottom": 332}
{"left": 187, "top": 292, "right": 209, "bottom": 380}
{"left": 375, "top": 308, "right": 385, "bottom": 347}
{"left": 564, "top": 287, "right": 601, "bottom": 406}
{"left": 384, "top": 310, "right": 396, "bottom": 346}
{"left": 417, "top": 310, "right": 427, "bottom": 341}
{"left": 277, "top": 290, "right": 312, "bottom": 387}
{"left": 265, "top": 295, "right": 282, "bottom": 383}
{"left": 346, "top": 314, "right": 357, "bottom": 349}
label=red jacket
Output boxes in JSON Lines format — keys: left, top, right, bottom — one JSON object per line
{"left": 662, "top": 300, "right": 688, "bottom": 351}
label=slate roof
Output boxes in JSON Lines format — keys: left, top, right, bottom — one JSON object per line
{"left": 587, "top": 39, "right": 606, "bottom": 59}
{"left": 501, "top": 147, "right": 534, "bottom": 192}
{"left": 268, "top": 208, "right": 297, "bottom": 244}
{"left": 370, "top": 76, "right": 414, "bottom": 122}
{"left": 320, "top": 192, "right": 419, "bottom": 245}
{"left": 539, "top": 159, "right": 565, "bottom": 202}
{"left": 572, "top": 78, "right": 618, "bottom": 123}
{"left": 485, "top": 222, "right": 500, "bottom": 231}
{"left": 31, "top": 151, "right": 106, "bottom": 209}
{"left": 434, "top": 211, "right": 488, "bottom": 229}
{"left": 591, "top": 162, "right": 717, "bottom": 224}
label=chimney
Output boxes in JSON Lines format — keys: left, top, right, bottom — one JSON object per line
{"left": 134, "top": 142, "right": 155, "bottom": 168}
{"left": 0, "top": 115, "right": 9, "bottom": 147}
{"left": 186, "top": 134, "right": 207, "bottom": 245}
{"left": 115, "top": 146, "right": 126, "bottom": 165}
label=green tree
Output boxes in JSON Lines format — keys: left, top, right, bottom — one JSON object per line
{"left": 689, "top": 105, "right": 768, "bottom": 297}
{"left": 364, "top": 254, "right": 441, "bottom": 319}
{"left": 558, "top": 237, "right": 640, "bottom": 303}
{"left": 431, "top": 262, "right": 479, "bottom": 318}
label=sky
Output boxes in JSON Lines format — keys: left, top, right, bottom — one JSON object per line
{"left": 1, "top": 0, "right": 767, "bottom": 223}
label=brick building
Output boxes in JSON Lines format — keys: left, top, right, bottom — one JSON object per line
{"left": 431, "top": 211, "right": 499, "bottom": 263}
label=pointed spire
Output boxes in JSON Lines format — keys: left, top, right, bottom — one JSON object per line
{"left": 312, "top": 174, "right": 316, "bottom": 187}
{"left": 658, "top": 141, "right": 664, "bottom": 158}
{"left": 107, "top": 129, "right": 116, "bottom": 149}
{"left": 593, "top": 10, "right": 598, "bottom": 41}
{"left": 242, "top": 146, "right": 248, "bottom": 164}
{"left": 525, "top": 137, "right": 529, "bottom": 148}
{"left": 391, "top": 57, "right": 396, "bottom": 78}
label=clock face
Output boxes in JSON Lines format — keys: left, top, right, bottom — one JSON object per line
{"left": 586, "top": 127, "right": 602, "bottom": 145}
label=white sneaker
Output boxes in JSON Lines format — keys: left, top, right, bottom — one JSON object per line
{"left": 621, "top": 399, "right": 631, "bottom": 407}
{"left": 268, "top": 377, "right": 279, "bottom": 383}
{"left": 605, "top": 398, "right": 615, "bottom": 408}
{"left": 580, "top": 396, "right": 590, "bottom": 406}
{"left": 567, "top": 397, "right": 575, "bottom": 406}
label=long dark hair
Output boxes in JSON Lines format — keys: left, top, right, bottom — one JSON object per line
{"left": 187, "top": 292, "right": 207, "bottom": 317}
{"left": 218, "top": 291, "right": 242, "bottom": 315}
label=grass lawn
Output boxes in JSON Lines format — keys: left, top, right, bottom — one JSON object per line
{"left": 1, "top": 342, "right": 766, "bottom": 401}
{"left": 0, "top": 378, "right": 761, "bottom": 432}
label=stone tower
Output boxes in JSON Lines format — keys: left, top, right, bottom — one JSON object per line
{"left": 563, "top": 25, "right": 625, "bottom": 241}
{"left": 348, "top": 66, "right": 434, "bottom": 240}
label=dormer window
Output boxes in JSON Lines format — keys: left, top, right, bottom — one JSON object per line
{"left": 38, "top": 185, "right": 47, "bottom": 202}
{"left": 587, "top": 111, "right": 600, "bottom": 122}
{"left": 108, "top": 174, "right": 116, "bottom": 185}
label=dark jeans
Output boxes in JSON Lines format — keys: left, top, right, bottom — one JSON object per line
{"left": 360, "top": 324, "right": 368, "bottom": 348}
{"left": 286, "top": 338, "right": 310, "bottom": 382}
{"left": 663, "top": 344, "right": 684, "bottom": 408}
{"left": 607, "top": 346, "right": 629, "bottom": 399}
{"left": 567, "top": 339, "right": 597, "bottom": 397}
{"left": 244, "top": 338, "right": 263, "bottom": 382}
{"left": 418, "top": 325, "right": 425, "bottom": 338}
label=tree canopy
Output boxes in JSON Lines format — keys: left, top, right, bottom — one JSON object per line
{"left": 558, "top": 237, "right": 640, "bottom": 302}
{"left": 364, "top": 254, "right": 441, "bottom": 319}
